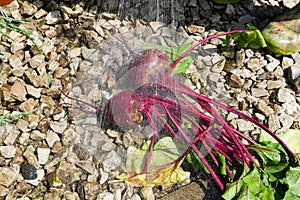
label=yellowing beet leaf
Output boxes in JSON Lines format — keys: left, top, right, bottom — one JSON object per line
{"left": 117, "top": 137, "right": 189, "bottom": 187}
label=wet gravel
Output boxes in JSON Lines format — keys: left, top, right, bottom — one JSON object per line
{"left": 0, "top": 0, "right": 300, "bottom": 199}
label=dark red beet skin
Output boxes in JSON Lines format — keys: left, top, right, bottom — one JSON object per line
{"left": 103, "top": 90, "right": 143, "bottom": 129}
{"left": 127, "top": 49, "right": 170, "bottom": 88}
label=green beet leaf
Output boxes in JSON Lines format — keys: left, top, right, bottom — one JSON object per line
{"left": 259, "top": 129, "right": 300, "bottom": 154}
{"left": 125, "top": 136, "right": 187, "bottom": 173}
{"left": 222, "top": 26, "right": 267, "bottom": 50}
{"left": 262, "top": 3, "right": 300, "bottom": 55}
{"left": 141, "top": 43, "right": 172, "bottom": 56}
{"left": 171, "top": 42, "right": 193, "bottom": 61}
{"left": 222, "top": 167, "right": 275, "bottom": 200}
{"left": 281, "top": 167, "right": 300, "bottom": 199}
{"left": 117, "top": 137, "right": 189, "bottom": 187}
{"left": 171, "top": 42, "right": 193, "bottom": 76}
{"left": 170, "top": 56, "right": 193, "bottom": 75}
{"left": 186, "top": 150, "right": 209, "bottom": 173}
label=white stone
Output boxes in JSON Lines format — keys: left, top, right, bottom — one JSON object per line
{"left": 102, "top": 151, "right": 122, "bottom": 172}
{"left": 29, "top": 54, "right": 45, "bottom": 69}
{"left": 68, "top": 48, "right": 81, "bottom": 58}
{"left": 60, "top": 5, "right": 83, "bottom": 17}
{"left": 268, "top": 114, "right": 280, "bottom": 132}
{"left": 16, "top": 119, "right": 30, "bottom": 132}
{"left": 25, "top": 85, "right": 42, "bottom": 99}
{"left": 237, "top": 119, "right": 255, "bottom": 132}
{"left": 45, "top": 11, "right": 61, "bottom": 25}
{"left": 46, "top": 131, "right": 60, "bottom": 148}
{"left": 37, "top": 148, "right": 50, "bottom": 165}
{"left": 269, "top": 0, "right": 279, "bottom": 6}
{"left": 247, "top": 57, "right": 261, "bottom": 72}
{"left": 149, "top": 21, "right": 166, "bottom": 32}
{"left": 49, "top": 120, "right": 68, "bottom": 134}
{"left": 0, "top": 146, "right": 16, "bottom": 158}
{"left": 99, "top": 168, "right": 109, "bottom": 184}
{"left": 226, "top": 112, "right": 238, "bottom": 121}
{"left": 19, "top": 133, "right": 31, "bottom": 144}
{"left": 11, "top": 42, "right": 25, "bottom": 53}
{"left": 251, "top": 88, "right": 269, "bottom": 97}
{"left": 34, "top": 9, "right": 47, "bottom": 19}
{"left": 23, "top": 146, "right": 40, "bottom": 169}
{"left": 10, "top": 81, "right": 27, "bottom": 102}
{"left": 283, "top": 0, "right": 299, "bottom": 8}
{"left": 9, "top": 54, "right": 22, "bottom": 68}
{"left": 130, "top": 194, "right": 142, "bottom": 200}
{"left": 282, "top": 101, "right": 300, "bottom": 115}
{"left": 278, "top": 88, "right": 295, "bottom": 103}
{"left": 62, "top": 128, "right": 81, "bottom": 146}
{"left": 282, "top": 56, "right": 294, "bottom": 70}
{"left": 257, "top": 100, "right": 273, "bottom": 117}
{"left": 30, "top": 130, "right": 46, "bottom": 141}
{"left": 279, "top": 113, "right": 294, "bottom": 132}
{"left": 4, "top": 125, "right": 21, "bottom": 146}
{"left": 254, "top": 113, "right": 265, "bottom": 121}
{"left": 140, "top": 187, "right": 155, "bottom": 200}
{"left": 101, "top": 142, "right": 116, "bottom": 152}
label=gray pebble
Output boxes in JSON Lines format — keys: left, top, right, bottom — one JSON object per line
{"left": 20, "top": 163, "right": 37, "bottom": 180}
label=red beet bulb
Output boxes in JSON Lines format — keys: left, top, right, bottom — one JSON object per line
{"left": 126, "top": 49, "right": 171, "bottom": 88}
{"left": 100, "top": 90, "right": 143, "bottom": 129}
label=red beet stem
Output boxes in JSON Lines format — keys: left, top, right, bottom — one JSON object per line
{"left": 165, "top": 105, "right": 225, "bottom": 190}
{"left": 145, "top": 103, "right": 185, "bottom": 142}
{"left": 142, "top": 109, "right": 159, "bottom": 173}
{"left": 138, "top": 87, "right": 257, "bottom": 169}
{"left": 58, "top": 88, "right": 101, "bottom": 110}
{"left": 198, "top": 99, "right": 253, "bottom": 167}
{"left": 154, "top": 76, "right": 297, "bottom": 164}
{"left": 139, "top": 86, "right": 256, "bottom": 165}
{"left": 165, "top": 29, "right": 248, "bottom": 77}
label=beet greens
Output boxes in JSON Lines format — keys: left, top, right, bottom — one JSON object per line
{"left": 60, "top": 29, "right": 298, "bottom": 191}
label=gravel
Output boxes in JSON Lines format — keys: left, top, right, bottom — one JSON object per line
{"left": 0, "top": 0, "right": 300, "bottom": 199}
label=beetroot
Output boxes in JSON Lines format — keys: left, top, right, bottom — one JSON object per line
{"left": 59, "top": 29, "right": 298, "bottom": 191}
{"left": 99, "top": 90, "right": 143, "bottom": 129}
{"left": 124, "top": 49, "right": 171, "bottom": 88}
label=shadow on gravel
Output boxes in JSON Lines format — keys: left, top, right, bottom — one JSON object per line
{"left": 34, "top": 0, "right": 290, "bottom": 30}
{"left": 94, "top": 0, "right": 289, "bottom": 30}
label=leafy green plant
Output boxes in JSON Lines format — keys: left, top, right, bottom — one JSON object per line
{"left": 221, "top": 129, "right": 300, "bottom": 199}
{"left": 262, "top": 3, "right": 300, "bottom": 55}
{"left": 222, "top": 25, "right": 267, "bottom": 49}
{"left": 223, "top": 3, "right": 300, "bottom": 55}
